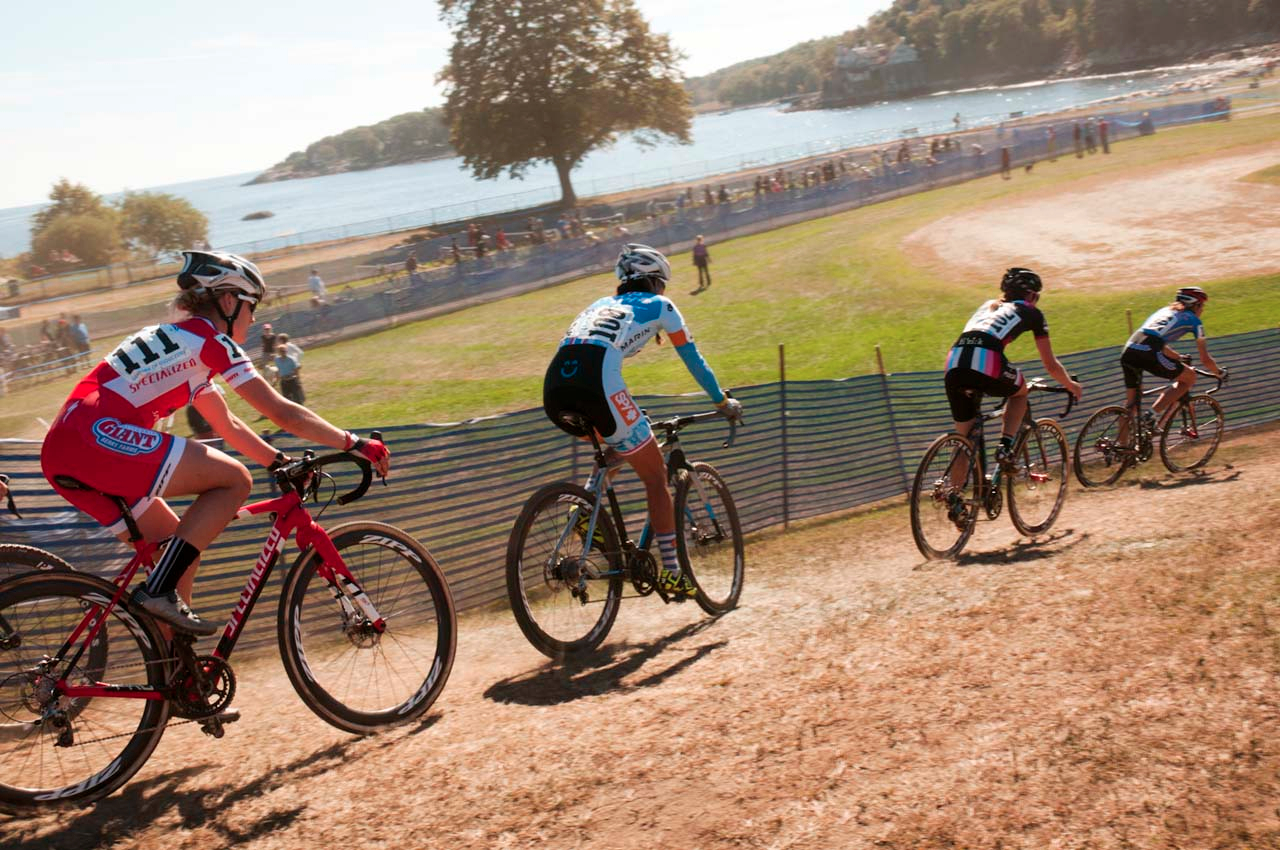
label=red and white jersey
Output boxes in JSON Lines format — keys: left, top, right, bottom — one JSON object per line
{"left": 61, "top": 316, "right": 259, "bottom": 428}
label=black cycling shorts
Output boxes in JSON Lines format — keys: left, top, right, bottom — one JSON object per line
{"left": 1120, "top": 345, "right": 1183, "bottom": 390}
{"left": 945, "top": 365, "right": 1023, "bottom": 422}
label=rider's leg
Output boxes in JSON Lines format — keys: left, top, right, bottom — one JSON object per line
{"left": 132, "top": 441, "right": 252, "bottom": 634}
{"left": 624, "top": 437, "right": 693, "bottom": 596}
{"left": 1153, "top": 368, "right": 1196, "bottom": 428}
{"left": 999, "top": 385, "right": 1030, "bottom": 453}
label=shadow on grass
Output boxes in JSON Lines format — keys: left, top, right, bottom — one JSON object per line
{"left": 951, "top": 529, "right": 1086, "bottom": 567}
{"left": 1137, "top": 467, "right": 1241, "bottom": 490}
{"left": 0, "top": 711, "right": 444, "bottom": 850}
{"left": 484, "top": 618, "right": 727, "bottom": 707}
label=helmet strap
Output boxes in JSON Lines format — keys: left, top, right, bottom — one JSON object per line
{"left": 212, "top": 293, "right": 244, "bottom": 336}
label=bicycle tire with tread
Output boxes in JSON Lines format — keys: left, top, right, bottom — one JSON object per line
{"left": 673, "top": 463, "right": 745, "bottom": 616}
{"left": 505, "top": 481, "right": 624, "bottom": 659}
{"left": 278, "top": 521, "right": 456, "bottom": 735}
{"left": 1159, "top": 394, "right": 1224, "bottom": 473}
{"left": 1007, "top": 419, "right": 1069, "bottom": 536}
{"left": 910, "top": 433, "right": 981, "bottom": 560}
{"left": 1073, "top": 406, "right": 1133, "bottom": 488}
{"left": 0, "top": 572, "right": 169, "bottom": 809}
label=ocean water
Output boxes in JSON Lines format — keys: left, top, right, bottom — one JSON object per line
{"left": 0, "top": 61, "right": 1242, "bottom": 259}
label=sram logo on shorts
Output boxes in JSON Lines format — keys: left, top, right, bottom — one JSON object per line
{"left": 610, "top": 390, "right": 640, "bottom": 425}
{"left": 92, "top": 418, "right": 162, "bottom": 456}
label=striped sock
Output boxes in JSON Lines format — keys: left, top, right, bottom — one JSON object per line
{"left": 144, "top": 537, "right": 201, "bottom": 597}
{"left": 656, "top": 532, "right": 680, "bottom": 576}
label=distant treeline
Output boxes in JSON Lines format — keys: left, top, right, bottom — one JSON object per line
{"left": 250, "top": 108, "right": 453, "bottom": 183}
{"left": 685, "top": 0, "right": 1280, "bottom": 107}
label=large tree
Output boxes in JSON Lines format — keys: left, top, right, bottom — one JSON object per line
{"left": 30, "top": 180, "right": 121, "bottom": 269}
{"left": 119, "top": 191, "right": 209, "bottom": 256}
{"left": 438, "top": 0, "right": 692, "bottom": 207}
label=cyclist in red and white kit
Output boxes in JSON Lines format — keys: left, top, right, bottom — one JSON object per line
{"left": 41, "top": 251, "right": 390, "bottom": 635}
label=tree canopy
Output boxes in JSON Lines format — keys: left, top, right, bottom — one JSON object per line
{"left": 684, "top": 0, "right": 1279, "bottom": 107}
{"left": 438, "top": 0, "right": 693, "bottom": 207}
{"left": 29, "top": 181, "right": 121, "bottom": 270}
{"left": 119, "top": 192, "right": 209, "bottom": 255}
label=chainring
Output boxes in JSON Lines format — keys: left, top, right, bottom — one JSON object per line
{"left": 170, "top": 655, "right": 236, "bottom": 719}
{"left": 630, "top": 550, "right": 658, "bottom": 596}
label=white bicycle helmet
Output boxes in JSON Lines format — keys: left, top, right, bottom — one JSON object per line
{"left": 177, "top": 250, "right": 267, "bottom": 303}
{"left": 614, "top": 243, "right": 671, "bottom": 293}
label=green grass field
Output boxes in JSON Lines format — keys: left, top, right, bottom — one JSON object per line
{"left": 1244, "top": 162, "right": 1280, "bottom": 184}
{"left": 5, "top": 109, "right": 1279, "bottom": 439}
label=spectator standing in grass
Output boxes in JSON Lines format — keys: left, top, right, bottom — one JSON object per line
{"left": 71, "top": 315, "right": 91, "bottom": 363}
{"left": 1084, "top": 119, "right": 1097, "bottom": 154}
{"left": 308, "top": 268, "right": 327, "bottom": 303}
{"left": 1073, "top": 122, "right": 1084, "bottom": 158}
{"left": 691, "top": 235, "right": 712, "bottom": 295}
{"left": 277, "top": 332, "right": 303, "bottom": 364}
{"left": 274, "top": 343, "right": 305, "bottom": 404}
{"left": 260, "top": 322, "right": 277, "bottom": 369}
{"left": 1099, "top": 118, "right": 1110, "bottom": 154}
{"left": 451, "top": 237, "right": 464, "bottom": 265}
{"left": 1046, "top": 126, "right": 1058, "bottom": 161}
{"left": 1000, "top": 146, "right": 1012, "bottom": 180}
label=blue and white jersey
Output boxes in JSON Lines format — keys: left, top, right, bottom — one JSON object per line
{"left": 1126, "top": 306, "right": 1203, "bottom": 351}
{"left": 561, "top": 291, "right": 686, "bottom": 359}
{"left": 559, "top": 290, "right": 724, "bottom": 403}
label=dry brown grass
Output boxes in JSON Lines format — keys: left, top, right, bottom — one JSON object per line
{"left": 2, "top": 427, "right": 1278, "bottom": 849}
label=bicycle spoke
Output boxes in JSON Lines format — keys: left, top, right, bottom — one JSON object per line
{"left": 911, "top": 434, "right": 979, "bottom": 560}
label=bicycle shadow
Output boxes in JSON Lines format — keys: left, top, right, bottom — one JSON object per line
{"left": 0, "top": 712, "right": 442, "bottom": 849}
{"left": 484, "top": 618, "right": 727, "bottom": 707}
{"left": 1136, "top": 467, "right": 1240, "bottom": 490}
{"left": 950, "top": 529, "right": 1086, "bottom": 567}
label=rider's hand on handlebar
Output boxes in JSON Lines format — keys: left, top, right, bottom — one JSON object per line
{"left": 1064, "top": 377, "right": 1083, "bottom": 401}
{"left": 716, "top": 395, "right": 744, "bottom": 423}
{"left": 347, "top": 433, "right": 391, "bottom": 478}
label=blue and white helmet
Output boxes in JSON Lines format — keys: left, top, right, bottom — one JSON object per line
{"left": 615, "top": 243, "right": 671, "bottom": 293}
{"left": 177, "top": 250, "right": 266, "bottom": 303}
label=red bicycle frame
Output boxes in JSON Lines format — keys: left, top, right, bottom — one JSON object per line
{"left": 55, "top": 487, "right": 385, "bottom": 703}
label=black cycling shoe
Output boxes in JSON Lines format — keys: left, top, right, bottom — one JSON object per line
{"left": 131, "top": 588, "right": 219, "bottom": 636}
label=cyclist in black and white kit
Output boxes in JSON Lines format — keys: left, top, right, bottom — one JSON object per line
{"left": 544, "top": 244, "right": 742, "bottom": 598}
{"left": 944, "top": 268, "right": 1082, "bottom": 464}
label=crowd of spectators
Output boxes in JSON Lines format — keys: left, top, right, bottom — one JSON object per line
{"left": 0, "top": 313, "right": 91, "bottom": 394}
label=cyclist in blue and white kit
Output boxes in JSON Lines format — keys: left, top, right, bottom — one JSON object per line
{"left": 544, "top": 244, "right": 742, "bottom": 598}
{"left": 944, "top": 268, "right": 1082, "bottom": 465}
{"left": 1120, "top": 286, "right": 1222, "bottom": 431}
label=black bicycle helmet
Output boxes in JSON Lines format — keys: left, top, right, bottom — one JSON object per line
{"left": 1000, "top": 267, "right": 1043, "bottom": 300}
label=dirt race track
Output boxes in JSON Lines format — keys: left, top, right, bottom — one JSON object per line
{"left": 2, "top": 426, "right": 1278, "bottom": 849}
{"left": 906, "top": 144, "right": 1280, "bottom": 290}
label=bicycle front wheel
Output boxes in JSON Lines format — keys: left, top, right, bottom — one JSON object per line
{"left": 910, "top": 433, "right": 980, "bottom": 560}
{"left": 1073, "top": 406, "right": 1132, "bottom": 488}
{"left": 0, "top": 545, "right": 74, "bottom": 581}
{"left": 279, "top": 521, "right": 456, "bottom": 735}
{"left": 1007, "top": 420, "right": 1069, "bottom": 536}
{"left": 505, "top": 482, "right": 623, "bottom": 659}
{"left": 673, "top": 463, "right": 744, "bottom": 616}
{"left": 0, "top": 573, "right": 169, "bottom": 808}
{"left": 1160, "top": 395, "right": 1224, "bottom": 473}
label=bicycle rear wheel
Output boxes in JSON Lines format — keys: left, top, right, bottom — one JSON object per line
{"left": 1160, "top": 395, "right": 1224, "bottom": 473}
{"left": 0, "top": 545, "right": 74, "bottom": 581}
{"left": 279, "top": 521, "right": 456, "bottom": 735}
{"left": 505, "top": 482, "right": 623, "bottom": 659}
{"left": 1073, "top": 406, "right": 1132, "bottom": 488}
{"left": 673, "top": 463, "right": 744, "bottom": 616}
{"left": 910, "top": 433, "right": 980, "bottom": 560}
{"left": 0, "top": 573, "right": 169, "bottom": 808}
{"left": 1007, "top": 420, "right": 1069, "bottom": 536}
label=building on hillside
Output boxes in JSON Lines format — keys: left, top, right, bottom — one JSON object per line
{"left": 822, "top": 41, "right": 927, "bottom": 107}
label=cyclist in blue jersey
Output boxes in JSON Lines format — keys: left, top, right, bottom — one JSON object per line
{"left": 1120, "top": 286, "right": 1222, "bottom": 432}
{"left": 544, "top": 244, "right": 743, "bottom": 599}
{"left": 944, "top": 268, "right": 1082, "bottom": 466}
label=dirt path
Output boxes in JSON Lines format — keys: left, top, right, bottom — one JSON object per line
{"left": 904, "top": 144, "right": 1280, "bottom": 290}
{"left": 3, "top": 426, "right": 1278, "bottom": 849}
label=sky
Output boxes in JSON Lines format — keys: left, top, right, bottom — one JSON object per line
{"left": 0, "top": 0, "right": 887, "bottom": 210}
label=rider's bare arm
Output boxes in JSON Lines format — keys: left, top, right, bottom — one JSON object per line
{"left": 1034, "top": 336, "right": 1083, "bottom": 399}
{"left": 1196, "top": 338, "right": 1221, "bottom": 376}
{"left": 193, "top": 387, "right": 280, "bottom": 467}
{"left": 233, "top": 377, "right": 352, "bottom": 455}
